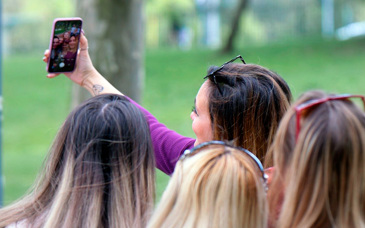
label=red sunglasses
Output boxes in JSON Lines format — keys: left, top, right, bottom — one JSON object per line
{"left": 295, "top": 94, "right": 365, "bottom": 141}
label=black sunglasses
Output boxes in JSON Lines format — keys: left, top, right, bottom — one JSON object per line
{"left": 203, "top": 55, "right": 246, "bottom": 95}
{"left": 180, "top": 140, "right": 267, "bottom": 188}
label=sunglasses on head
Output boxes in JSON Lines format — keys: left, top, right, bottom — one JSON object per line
{"left": 295, "top": 94, "right": 365, "bottom": 141}
{"left": 180, "top": 140, "right": 267, "bottom": 188}
{"left": 203, "top": 55, "right": 246, "bottom": 95}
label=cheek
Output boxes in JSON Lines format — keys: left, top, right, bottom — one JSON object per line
{"left": 191, "top": 119, "right": 199, "bottom": 135}
{"left": 191, "top": 118, "right": 213, "bottom": 143}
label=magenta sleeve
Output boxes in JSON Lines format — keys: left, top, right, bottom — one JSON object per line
{"left": 126, "top": 97, "right": 196, "bottom": 175}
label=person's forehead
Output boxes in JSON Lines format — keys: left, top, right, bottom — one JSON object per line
{"left": 197, "top": 81, "right": 209, "bottom": 97}
{"left": 196, "top": 82, "right": 209, "bottom": 108}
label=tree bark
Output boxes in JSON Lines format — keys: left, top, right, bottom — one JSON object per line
{"left": 222, "top": 0, "right": 248, "bottom": 53}
{"left": 74, "top": 0, "right": 145, "bottom": 107}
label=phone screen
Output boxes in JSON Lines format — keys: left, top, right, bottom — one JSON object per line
{"left": 48, "top": 19, "right": 82, "bottom": 73}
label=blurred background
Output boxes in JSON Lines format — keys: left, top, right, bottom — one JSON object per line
{"left": 2, "top": 0, "right": 365, "bottom": 206}
{"left": 4, "top": 0, "right": 365, "bottom": 53}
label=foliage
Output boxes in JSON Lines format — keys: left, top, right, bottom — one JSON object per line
{"left": 146, "top": 0, "right": 194, "bottom": 16}
{"left": 3, "top": 0, "right": 74, "bottom": 54}
{"left": 4, "top": 0, "right": 365, "bottom": 53}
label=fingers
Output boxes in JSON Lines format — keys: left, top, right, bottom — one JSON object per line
{"left": 44, "top": 31, "right": 89, "bottom": 80}
{"left": 47, "top": 73, "right": 60, "bottom": 78}
{"left": 44, "top": 49, "right": 50, "bottom": 57}
{"left": 43, "top": 49, "right": 50, "bottom": 63}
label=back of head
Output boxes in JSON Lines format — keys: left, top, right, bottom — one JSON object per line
{"left": 270, "top": 90, "right": 365, "bottom": 227}
{"left": 148, "top": 143, "right": 267, "bottom": 228}
{"left": 49, "top": 94, "right": 155, "bottom": 227}
{"left": 0, "top": 94, "right": 155, "bottom": 228}
{"left": 205, "top": 63, "right": 291, "bottom": 165}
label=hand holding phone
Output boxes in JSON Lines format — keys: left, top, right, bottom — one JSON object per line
{"left": 47, "top": 17, "right": 83, "bottom": 73}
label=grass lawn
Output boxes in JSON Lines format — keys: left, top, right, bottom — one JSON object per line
{"left": 2, "top": 37, "right": 365, "bottom": 205}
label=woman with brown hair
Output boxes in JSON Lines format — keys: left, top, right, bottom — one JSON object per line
{"left": 0, "top": 94, "right": 155, "bottom": 228}
{"left": 43, "top": 33, "right": 292, "bottom": 175}
{"left": 267, "top": 90, "right": 365, "bottom": 227}
{"left": 148, "top": 141, "right": 268, "bottom": 228}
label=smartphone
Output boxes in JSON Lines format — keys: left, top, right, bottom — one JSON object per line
{"left": 47, "top": 17, "right": 83, "bottom": 73}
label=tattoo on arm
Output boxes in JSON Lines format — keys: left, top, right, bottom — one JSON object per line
{"left": 92, "top": 84, "right": 104, "bottom": 95}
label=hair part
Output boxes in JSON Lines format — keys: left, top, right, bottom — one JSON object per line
{"left": 0, "top": 94, "right": 155, "bottom": 228}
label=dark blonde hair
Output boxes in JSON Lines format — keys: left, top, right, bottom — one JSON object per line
{"left": 268, "top": 90, "right": 365, "bottom": 227}
{"left": 0, "top": 94, "right": 155, "bottom": 228}
{"left": 206, "top": 63, "right": 292, "bottom": 165}
{"left": 148, "top": 143, "right": 267, "bottom": 228}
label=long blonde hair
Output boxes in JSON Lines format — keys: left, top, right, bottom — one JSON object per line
{"left": 0, "top": 94, "right": 155, "bottom": 228}
{"left": 268, "top": 90, "right": 365, "bottom": 227}
{"left": 148, "top": 142, "right": 267, "bottom": 228}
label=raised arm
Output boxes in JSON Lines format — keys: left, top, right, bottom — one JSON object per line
{"left": 43, "top": 33, "right": 195, "bottom": 175}
{"left": 128, "top": 98, "right": 195, "bottom": 174}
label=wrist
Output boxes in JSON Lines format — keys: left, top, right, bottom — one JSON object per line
{"left": 81, "top": 68, "right": 104, "bottom": 95}
{"left": 79, "top": 68, "right": 123, "bottom": 96}
{"left": 81, "top": 68, "right": 100, "bottom": 88}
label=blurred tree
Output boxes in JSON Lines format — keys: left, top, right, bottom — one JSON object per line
{"left": 74, "top": 0, "right": 144, "bottom": 105}
{"left": 222, "top": 0, "right": 249, "bottom": 53}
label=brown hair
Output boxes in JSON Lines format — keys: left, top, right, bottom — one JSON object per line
{"left": 268, "top": 90, "right": 365, "bottom": 227}
{"left": 0, "top": 94, "right": 155, "bottom": 228}
{"left": 206, "top": 63, "right": 292, "bottom": 166}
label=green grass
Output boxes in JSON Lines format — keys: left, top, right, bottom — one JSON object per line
{"left": 3, "top": 55, "right": 72, "bottom": 204}
{"left": 2, "top": 37, "right": 365, "bottom": 205}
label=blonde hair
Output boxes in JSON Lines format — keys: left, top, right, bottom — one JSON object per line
{"left": 148, "top": 143, "right": 267, "bottom": 228}
{"left": 268, "top": 90, "right": 365, "bottom": 227}
{"left": 0, "top": 94, "right": 155, "bottom": 228}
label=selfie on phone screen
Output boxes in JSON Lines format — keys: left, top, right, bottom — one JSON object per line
{"left": 48, "top": 19, "right": 82, "bottom": 73}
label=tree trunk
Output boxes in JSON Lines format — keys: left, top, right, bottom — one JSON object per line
{"left": 222, "top": 0, "right": 248, "bottom": 53}
{"left": 74, "top": 0, "right": 145, "bottom": 107}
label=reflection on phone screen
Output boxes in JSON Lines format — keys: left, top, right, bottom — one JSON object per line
{"left": 49, "top": 20, "right": 82, "bottom": 73}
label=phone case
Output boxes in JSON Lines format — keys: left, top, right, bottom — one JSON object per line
{"left": 47, "top": 17, "right": 83, "bottom": 73}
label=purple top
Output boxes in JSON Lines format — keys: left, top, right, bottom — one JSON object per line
{"left": 127, "top": 97, "right": 196, "bottom": 175}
